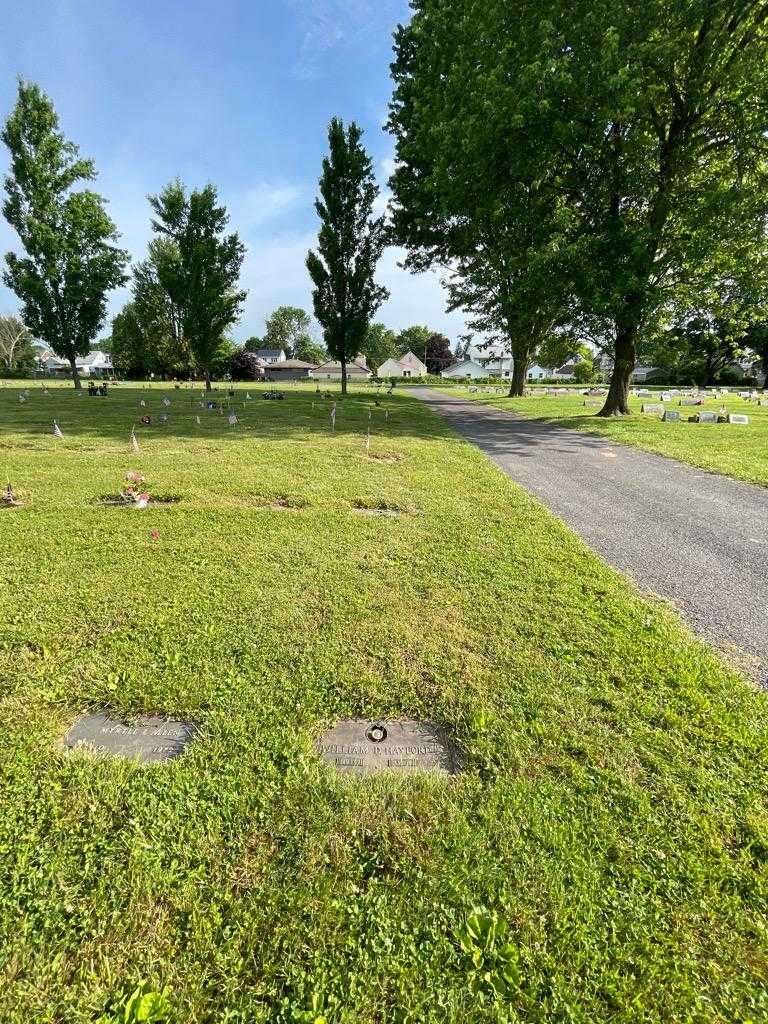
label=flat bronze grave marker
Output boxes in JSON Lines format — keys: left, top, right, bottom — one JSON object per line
{"left": 63, "top": 714, "right": 197, "bottom": 762}
{"left": 316, "top": 719, "right": 458, "bottom": 776}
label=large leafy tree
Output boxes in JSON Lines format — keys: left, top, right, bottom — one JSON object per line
{"left": 149, "top": 180, "right": 246, "bottom": 389}
{"left": 2, "top": 81, "right": 129, "bottom": 388}
{"left": 531, "top": 0, "right": 768, "bottom": 414}
{"left": 388, "top": 2, "right": 570, "bottom": 396}
{"left": 263, "top": 305, "right": 314, "bottom": 357}
{"left": 424, "top": 332, "right": 454, "bottom": 375}
{"left": 306, "top": 118, "right": 389, "bottom": 394}
{"left": 395, "top": 325, "right": 431, "bottom": 359}
{"left": 111, "top": 239, "right": 190, "bottom": 377}
{"left": 362, "top": 322, "right": 398, "bottom": 370}
{"left": 0, "top": 314, "right": 35, "bottom": 370}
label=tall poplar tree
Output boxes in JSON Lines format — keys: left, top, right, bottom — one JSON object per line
{"left": 306, "top": 118, "right": 389, "bottom": 394}
{"left": 2, "top": 81, "right": 128, "bottom": 388}
{"left": 149, "top": 181, "right": 246, "bottom": 390}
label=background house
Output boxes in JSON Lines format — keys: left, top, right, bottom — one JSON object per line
{"left": 310, "top": 357, "right": 372, "bottom": 381}
{"left": 255, "top": 347, "right": 286, "bottom": 365}
{"left": 440, "top": 358, "right": 489, "bottom": 379}
{"left": 377, "top": 350, "right": 427, "bottom": 378}
{"left": 39, "top": 349, "right": 114, "bottom": 377}
{"left": 265, "top": 358, "right": 317, "bottom": 381}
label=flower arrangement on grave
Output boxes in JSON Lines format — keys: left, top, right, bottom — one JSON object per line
{"left": 140, "top": 414, "right": 152, "bottom": 425}
{"left": 120, "top": 471, "right": 151, "bottom": 508}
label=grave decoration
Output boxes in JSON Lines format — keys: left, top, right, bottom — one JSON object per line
{"left": 2, "top": 482, "right": 22, "bottom": 508}
{"left": 63, "top": 713, "right": 197, "bottom": 762}
{"left": 100, "top": 470, "right": 152, "bottom": 509}
{"left": 141, "top": 415, "right": 152, "bottom": 425}
{"left": 316, "top": 719, "right": 458, "bottom": 776}
{"left": 53, "top": 421, "right": 64, "bottom": 438}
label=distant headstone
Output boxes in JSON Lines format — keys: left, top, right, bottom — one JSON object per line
{"left": 583, "top": 400, "right": 601, "bottom": 407}
{"left": 728, "top": 414, "right": 750, "bottom": 425}
{"left": 63, "top": 714, "right": 197, "bottom": 762}
{"left": 759, "top": 399, "right": 768, "bottom": 407}
{"left": 679, "top": 398, "right": 701, "bottom": 406}
{"left": 641, "top": 403, "right": 664, "bottom": 414}
{"left": 663, "top": 409, "right": 680, "bottom": 422}
{"left": 697, "top": 411, "right": 718, "bottom": 424}
{"left": 316, "top": 719, "right": 458, "bottom": 775}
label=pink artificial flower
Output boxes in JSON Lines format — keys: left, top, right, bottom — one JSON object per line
{"left": 150, "top": 529, "right": 160, "bottom": 540}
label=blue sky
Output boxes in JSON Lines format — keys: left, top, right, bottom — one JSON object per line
{"left": 0, "top": 0, "right": 471, "bottom": 344}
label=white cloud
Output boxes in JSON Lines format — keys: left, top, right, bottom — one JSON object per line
{"left": 233, "top": 183, "right": 304, "bottom": 230}
{"left": 290, "top": 0, "right": 403, "bottom": 79}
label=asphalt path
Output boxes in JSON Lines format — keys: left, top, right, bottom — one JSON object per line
{"left": 415, "top": 388, "right": 768, "bottom": 685}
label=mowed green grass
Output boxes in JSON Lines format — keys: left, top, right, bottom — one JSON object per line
{"left": 429, "top": 385, "right": 768, "bottom": 487}
{"left": 0, "top": 379, "right": 767, "bottom": 1024}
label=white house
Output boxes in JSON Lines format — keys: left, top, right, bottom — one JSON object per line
{"left": 527, "top": 364, "right": 552, "bottom": 380}
{"left": 40, "top": 349, "right": 114, "bottom": 377}
{"left": 377, "top": 350, "right": 427, "bottom": 378}
{"left": 440, "top": 358, "right": 490, "bottom": 380}
{"left": 76, "top": 351, "right": 114, "bottom": 377}
{"left": 255, "top": 347, "right": 286, "bottom": 364}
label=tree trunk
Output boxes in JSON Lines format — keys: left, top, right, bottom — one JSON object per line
{"left": 204, "top": 369, "right": 212, "bottom": 392}
{"left": 508, "top": 354, "right": 528, "bottom": 397}
{"left": 340, "top": 356, "right": 347, "bottom": 396}
{"left": 598, "top": 325, "right": 636, "bottom": 416}
{"left": 70, "top": 357, "right": 82, "bottom": 390}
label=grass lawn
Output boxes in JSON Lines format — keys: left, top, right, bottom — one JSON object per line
{"left": 425, "top": 385, "right": 768, "bottom": 488}
{"left": 1, "top": 379, "right": 766, "bottom": 1023}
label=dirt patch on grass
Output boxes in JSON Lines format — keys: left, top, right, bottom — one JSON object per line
{"left": 96, "top": 494, "right": 182, "bottom": 507}
{"left": 252, "top": 494, "right": 307, "bottom": 511}
{"left": 351, "top": 498, "right": 413, "bottom": 517}
{"left": 367, "top": 452, "right": 404, "bottom": 463}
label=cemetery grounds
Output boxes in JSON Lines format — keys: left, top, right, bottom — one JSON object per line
{"left": 0, "top": 379, "right": 766, "bottom": 1023}
{"left": 430, "top": 386, "right": 768, "bottom": 488}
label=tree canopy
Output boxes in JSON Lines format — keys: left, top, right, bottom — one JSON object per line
{"left": 149, "top": 180, "right": 246, "bottom": 388}
{"left": 2, "top": 80, "right": 129, "bottom": 387}
{"left": 306, "top": 118, "right": 389, "bottom": 394}
{"left": 388, "top": 1, "right": 768, "bottom": 409}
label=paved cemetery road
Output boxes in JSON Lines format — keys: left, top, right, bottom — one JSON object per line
{"left": 414, "top": 388, "right": 768, "bottom": 685}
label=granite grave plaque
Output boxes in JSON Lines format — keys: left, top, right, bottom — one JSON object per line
{"left": 728, "top": 414, "right": 750, "bottom": 425}
{"left": 316, "top": 719, "right": 458, "bottom": 776}
{"left": 641, "top": 403, "right": 664, "bottom": 414}
{"left": 663, "top": 409, "right": 680, "bottom": 422}
{"left": 63, "top": 714, "right": 197, "bottom": 762}
{"left": 697, "top": 411, "right": 718, "bottom": 423}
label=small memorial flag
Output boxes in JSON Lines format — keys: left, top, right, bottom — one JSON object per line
{"left": 53, "top": 420, "right": 63, "bottom": 438}
{"left": 163, "top": 397, "right": 171, "bottom": 407}
{"left": 140, "top": 399, "right": 146, "bottom": 407}
{"left": 365, "top": 430, "right": 370, "bottom": 453}
{"left": 196, "top": 415, "right": 201, "bottom": 425}
{"left": 228, "top": 412, "right": 238, "bottom": 426}
{"left": 130, "top": 430, "right": 139, "bottom": 453}
{"left": 330, "top": 403, "right": 337, "bottom": 431}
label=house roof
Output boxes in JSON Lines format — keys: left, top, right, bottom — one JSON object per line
{"left": 268, "top": 359, "right": 318, "bottom": 369}
{"left": 313, "top": 359, "right": 371, "bottom": 373}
